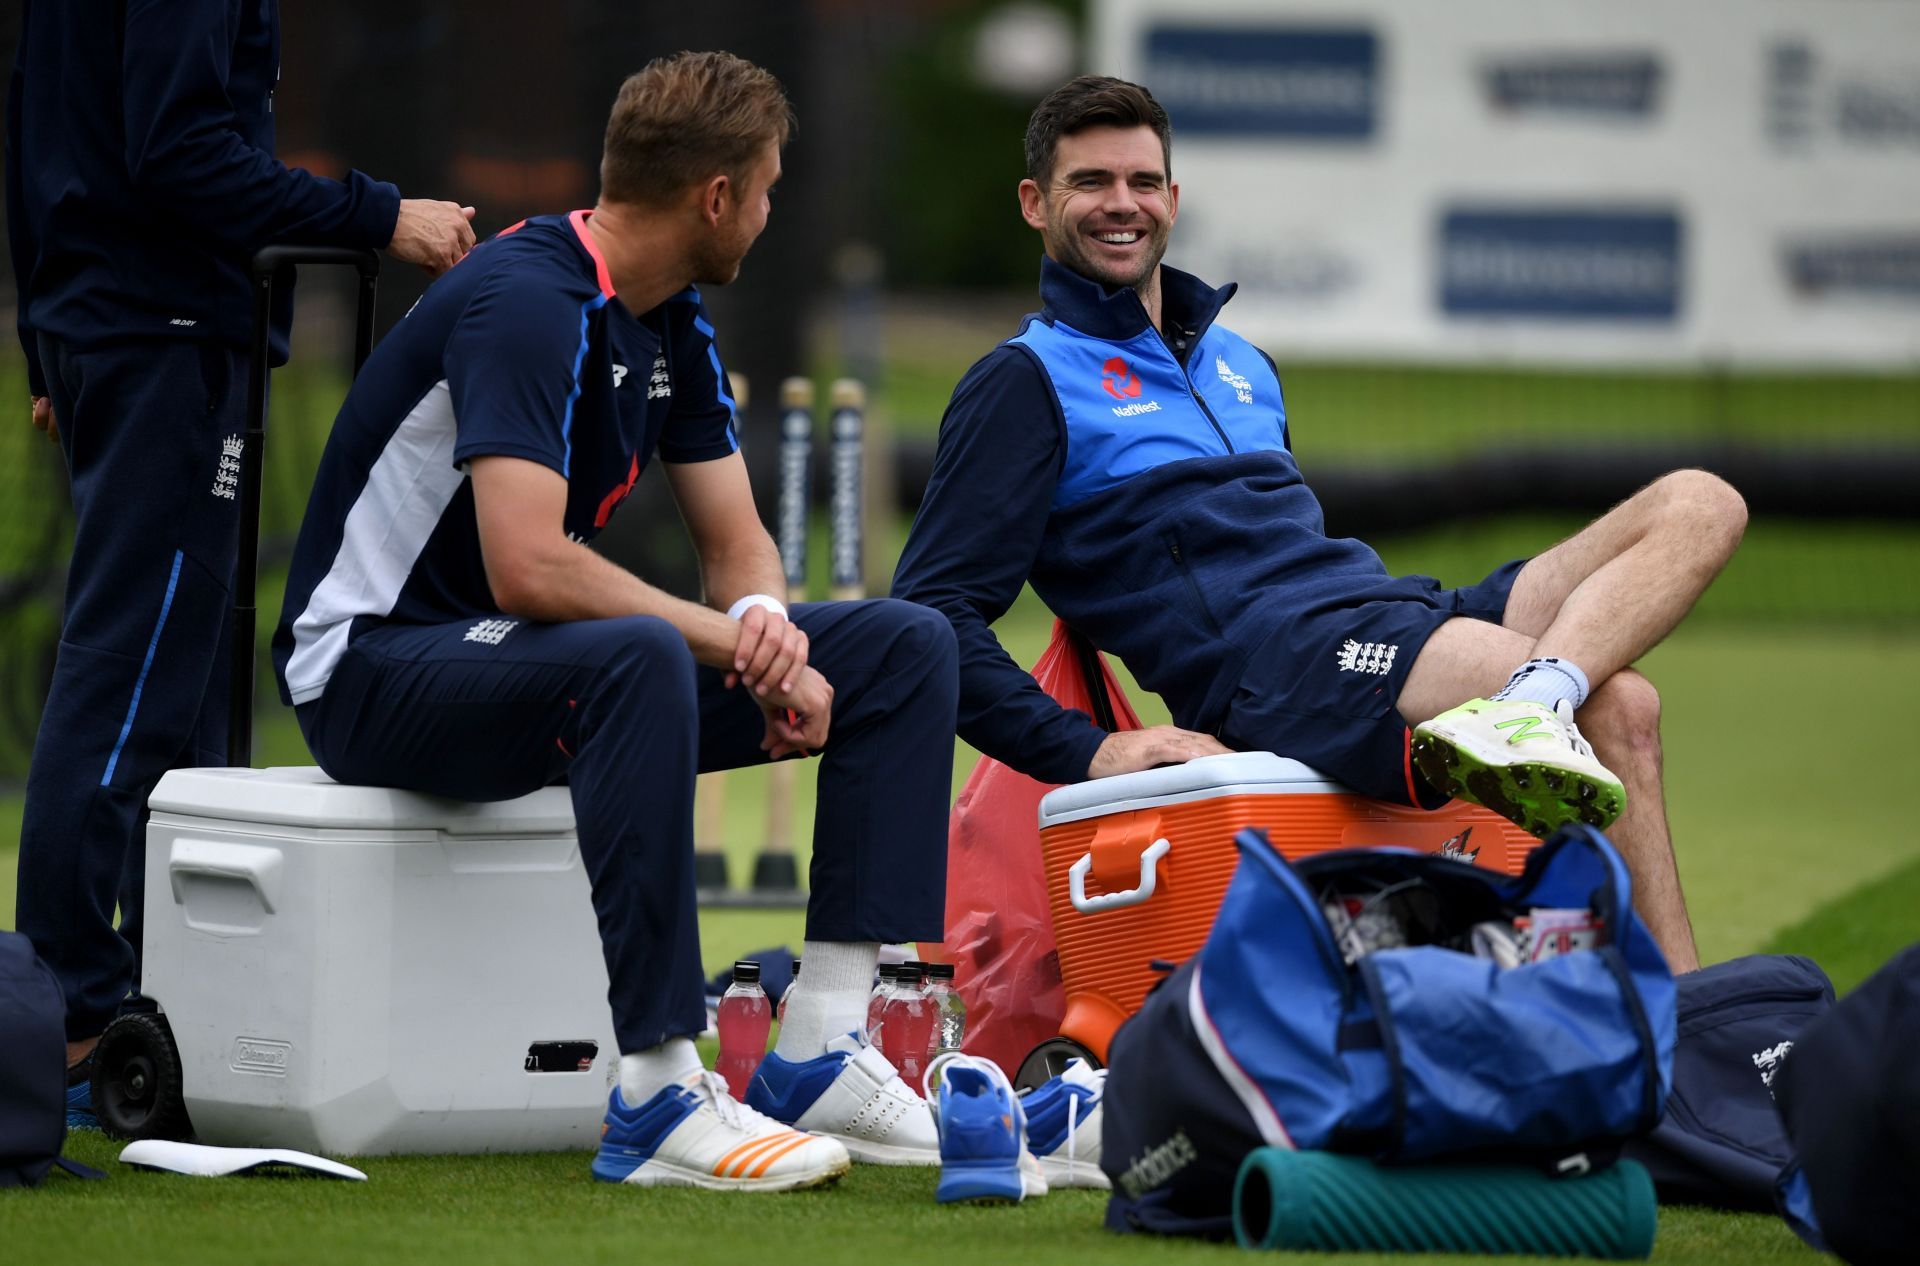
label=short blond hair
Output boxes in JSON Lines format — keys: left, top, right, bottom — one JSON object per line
{"left": 601, "top": 51, "right": 793, "bottom": 206}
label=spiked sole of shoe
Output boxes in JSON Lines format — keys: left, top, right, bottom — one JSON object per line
{"left": 1412, "top": 732, "right": 1624, "bottom": 838}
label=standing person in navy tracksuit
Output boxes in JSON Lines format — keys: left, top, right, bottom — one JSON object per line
{"left": 274, "top": 53, "right": 957, "bottom": 1192}
{"left": 894, "top": 77, "right": 1752, "bottom": 973}
{"left": 7, "top": 0, "right": 478, "bottom": 1125}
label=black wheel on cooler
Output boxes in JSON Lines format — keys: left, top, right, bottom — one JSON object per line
{"left": 91, "top": 1011, "right": 193, "bottom": 1141}
{"left": 1015, "top": 1037, "right": 1100, "bottom": 1093}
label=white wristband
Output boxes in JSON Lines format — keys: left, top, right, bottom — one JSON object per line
{"left": 726, "top": 594, "right": 788, "bottom": 622}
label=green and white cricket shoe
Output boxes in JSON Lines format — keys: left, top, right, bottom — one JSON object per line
{"left": 1412, "top": 698, "right": 1625, "bottom": 836}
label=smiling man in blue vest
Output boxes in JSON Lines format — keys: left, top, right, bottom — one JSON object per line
{"left": 893, "top": 76, "right": 1749, "bottom": 973}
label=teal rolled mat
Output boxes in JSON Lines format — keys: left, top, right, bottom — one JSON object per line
{"left": 1233, "top": 1148, "right": 1657, "bottom": 1259}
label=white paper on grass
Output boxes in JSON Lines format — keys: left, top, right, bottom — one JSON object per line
{"left": 119, "top": 1139, "right": 367, "bottom": 1181}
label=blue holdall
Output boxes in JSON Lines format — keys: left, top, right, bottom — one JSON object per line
{"left": 1102, "top": 824, "right": 1676, "bottom": 1235}
{"left": 1620, "top": 952, "right": 1833, "bottom": 1212}
{"left": 2, "top": 930, "right": 102, "bottom": 1187}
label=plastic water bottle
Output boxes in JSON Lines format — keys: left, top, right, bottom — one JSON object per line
{"left": 864, "top": 963, "right": 900, "bottom": 1038}
{"left": 777, "top": 958, "right": 801, "bottom": 1026}
{"left": 879, "top": 963, "right": 934, "bottom": 1086}
{"left": 924, "top": 961, "right": 966, "bottom": 1060}
{"left": 716, "top": 960, "right": 771, "bottom": 1100}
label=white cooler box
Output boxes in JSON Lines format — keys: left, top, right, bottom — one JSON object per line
{"left": 140, "top": 766, "right": 616, "bottom": 1155}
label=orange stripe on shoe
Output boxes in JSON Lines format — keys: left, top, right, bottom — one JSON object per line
{"left": 731, "top": 1131, "right": 813, "bottom": 1178}
{"left": 746, "top": 1135, "right": 817, "bottom": 1178}
{"left": 713, "top": 1133, "right": 795, "bottom": 1177}
{"left": 710, "top": 1137, "right": 768, "bottom": 1175}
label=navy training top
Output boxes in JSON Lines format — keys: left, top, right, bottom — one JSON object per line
{"left": 6, "top": 0, "right": 401, "bottom": 394}
{"left": 892, "top": 257, "right": 1395, "bottom": 785}
{"left": 272, "top": 211, "right": 740, "bottom": 707}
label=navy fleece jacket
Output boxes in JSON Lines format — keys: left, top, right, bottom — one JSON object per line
{"left": 894, "top": 258, "right": 1393, "bottom": 786}
{"left": 7, "top": 0, "right": 401, "bottom": 393}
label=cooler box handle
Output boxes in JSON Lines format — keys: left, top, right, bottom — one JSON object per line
{"left": 1069, "top": 837, "right": 1171, "bottom": 914}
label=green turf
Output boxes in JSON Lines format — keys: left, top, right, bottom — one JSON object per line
{"left": 6, "top": 1128, "right": 1823, "bottom": 1266}
{"left": 1763, "top": 854, "right": 1920, "bottom": 995}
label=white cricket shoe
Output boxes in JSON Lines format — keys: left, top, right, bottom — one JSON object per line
{"left": 1020, "top": 1058, "right": 1110, "bottom": 1190}
{"left": 745, "top": 1032, "right": 941, "bottom": 1165}
{"left": 1413, "top": 697, "right": 1625, "bottom": 836}
{"left": 591, "top": 1070, "right": 850, "bottom": 1192}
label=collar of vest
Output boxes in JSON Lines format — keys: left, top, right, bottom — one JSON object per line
{"left": 1036, "top": 255, "right": 1237, "bottom": 345}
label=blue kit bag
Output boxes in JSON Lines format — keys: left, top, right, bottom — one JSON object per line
{"left": 1, "top": 931, "right": 101, "bottom": 1187}
{"left": 1102, "top": 824, "right": 1676, "bottom": 1235}
{"left": 1619, "top": 952, "right": 1833, "bottom": 1211}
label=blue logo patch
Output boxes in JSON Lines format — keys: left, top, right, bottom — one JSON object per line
{"left": 1481, "top": 54, "right": 1664, "bottom": 119}
{"left": 1143, "top": 27, "right": 1378, "bottom": 139}
{"left": 1783, "top": 235, "right": 1920, "bottom": 299}
{"left": 1438, "top": 208, "right": 1683, "bottom": 320}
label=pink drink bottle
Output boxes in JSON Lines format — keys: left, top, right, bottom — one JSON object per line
{"left": 880, "top": 963, "right": 935, "bottom": 1086}
{"left": 864, "top": 963, "right": 900, "bottom": 1038}
{"left": 716, "top": 960, "right": 772, "bottom": 1100}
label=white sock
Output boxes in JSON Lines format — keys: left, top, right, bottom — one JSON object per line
{"left": 618, "top": 1037, "right": 703, "bottom": 1108}
{"left": 774, "top": 940, "right": 880, "bottom": 1061}
{"left": 1492, "top": 656, "right": 1591, "bottom": 712}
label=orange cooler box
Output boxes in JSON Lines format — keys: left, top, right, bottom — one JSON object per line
{"left": 1034, "top": 752, "right": 1540, "bottom": 1065}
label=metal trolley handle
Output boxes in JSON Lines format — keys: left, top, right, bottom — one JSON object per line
{"left": 228, "top": 246, "right": 381, "bottom": 769}
{"left": 1068, "top": 837, "right": 1171, "bottom": 915}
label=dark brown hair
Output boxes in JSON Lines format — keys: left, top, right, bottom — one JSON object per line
{"left": 601, "top": 51, "right": 794, "bottom": 206}
{"left": 1024, "top": 76, "right": 1172, "bottom": 186}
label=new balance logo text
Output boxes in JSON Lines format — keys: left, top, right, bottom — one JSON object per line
{"left": 1336, "top": 638, "right": 1397, "bottom": 675}
{"left": 1215, "top": 354, "right": 1254, "bottom": 404}
{"left": 463, "top": 618, "right": 519, "bottom": 646}
{"left": 1118, "top": 1130, "right": 1199, "bottom": 1199}
{"left": 211, "top": 435, "right": 243, "bottom": 500}
{"left": 647, "top": 353, "right": 671, "bottom": 400}
{"left": 169, "top": 317, "right": 198, "bottom": 327}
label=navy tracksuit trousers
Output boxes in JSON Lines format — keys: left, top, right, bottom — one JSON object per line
{"left": 18, "top": 336, "right": 247, "bottom": 1040}
{"left": 296, "top": 600, "right": 958, "bottom": 1055}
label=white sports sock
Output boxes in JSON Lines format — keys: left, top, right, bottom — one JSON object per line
{"left": 1492, "top": 656, "right": 1591, "bottom": 712}
{"left": 774, "top": 940, "right": 880, "bottom": 1062}
{"left": 618, "top": 1037, "right": 703, "bottom": 1108}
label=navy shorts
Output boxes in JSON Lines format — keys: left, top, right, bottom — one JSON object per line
{"left": 1218, "top": 560, "right": 1527, "bottom": 808}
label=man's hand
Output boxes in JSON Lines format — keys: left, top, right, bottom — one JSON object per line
{"left": 727, "top": 605, "right": 808, "bottom": 697}
{"left": 757, "top": 664, "right": 834, "bottom": 759}
{"left": 388, "top": 200, "right": 477, "bottom": 276}
{"left": 30, "top": 396, "right": 57, "bottom": 444}
{"left": 1087, "top": 725, "right": 1233, "bottom": 779}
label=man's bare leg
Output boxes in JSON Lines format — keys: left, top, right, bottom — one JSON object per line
{"left": 1500, "top": 469, "right": 1747, "bottom": 678}
{"left": 1393, "top": 469, "right": 1742, "bottom": 971}
{"left": 1400, "top": 620, "right": 1700, "bottom": 971}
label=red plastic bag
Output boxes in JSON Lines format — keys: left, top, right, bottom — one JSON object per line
{"left": 923, "top": 620, "right": 1143, "bottom": 1075}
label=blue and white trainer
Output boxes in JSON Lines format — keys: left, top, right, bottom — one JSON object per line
{"left": 66, "top": 1054, "right": 99, "bottom": 1132}
{"left": 923, "top": 1052, "right": 1047, "bottom": 1204}
{"left": 592, "top": 1070, "right": 849, "bottom": 1192}
{"left": 1021, "top": 1058, "right": 1108, "bottom": 1190}
{"left": 746, "top": 1031, "right": 940, "bottom": 1165}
